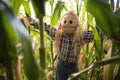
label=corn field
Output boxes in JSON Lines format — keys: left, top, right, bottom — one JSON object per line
{"left": 0, "top": 0, "right": 120, "bottom": 80}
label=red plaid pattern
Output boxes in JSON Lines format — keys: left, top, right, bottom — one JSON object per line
{"left": 44, "top": 23, "right": 56, "bottom": 40}
{"left": 44, "top": 23, "right": 94, "bottom": 62}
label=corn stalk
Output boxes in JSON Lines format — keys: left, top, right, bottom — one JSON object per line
{"left": 31, "top": 0, "right": 47, "bottom": 80}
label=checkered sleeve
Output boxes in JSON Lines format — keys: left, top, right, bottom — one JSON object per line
{"left": 82, "top": 31, "right": 94, "bottom": 45}
{"left": 44, "top": 23, "right": 57, "bottom": 40}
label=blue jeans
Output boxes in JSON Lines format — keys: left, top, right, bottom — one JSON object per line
{"left": 55, "top": 59, "right": 78, "bottom": 80}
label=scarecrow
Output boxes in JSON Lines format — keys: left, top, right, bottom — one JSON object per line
{"left": 44, "top": 11, "right": 94, "bottom": 80}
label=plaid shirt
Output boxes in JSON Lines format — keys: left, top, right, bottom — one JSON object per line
{"left": 44, "top": 23, "right": 94, "bottom": 62}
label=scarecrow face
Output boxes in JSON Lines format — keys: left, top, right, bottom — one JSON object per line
{"left": 61, "top": 14, "right": 78, "bottom": 34}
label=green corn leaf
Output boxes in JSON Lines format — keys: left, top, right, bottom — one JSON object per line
{"left": 85, "top": 0, "right": 120, "bottom": 41}
{"left": 87, "top": 14, "right": 93, "bottom": 25}
{"left": 22, "top": 0, "right": 31, "bottom": 16}
{"left": 91, "top": 26, "right": 102, "bottom": 59}
{"left": 0, "top": 1, "right": 18, "bottom": 63}
{"left": 86, "top": 0, "right": 112, "bottom": 37}
{"left": 0, "top": 16, "right": 18, "bottom": 60}
{"left": 87, "top": 47, "right": 94, "bottom": 65}
{"left": 50, "top": 1, "right": 65, "bottom": 27}
{"left": 31, "top": 0, "right": 45, "bottom": 17}
{"left": 11, "top": 0, "right": 23, "bottom": 14}
{"left": 0, "top": 1, "right": 39, "bottom": 80}
{"left": 0, "top": 14, "right": 17, "bottom": 80}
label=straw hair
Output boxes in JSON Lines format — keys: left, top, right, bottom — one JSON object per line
{"left": 54, "top": 11, "right": 82, "bottom": 55}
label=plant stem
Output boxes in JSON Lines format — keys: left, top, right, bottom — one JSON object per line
{"left": 39, "top": 18, "right": 44, "bottom": 47}
{"left": 39, "top": 18, "right": 46, "bottom": 80}
{"left": 51, "top": 41, "right": 55, "bottom": 76}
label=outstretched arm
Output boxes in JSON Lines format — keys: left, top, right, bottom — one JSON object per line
{"left": 22, "top": 17, "right": 57, "bottom": 40}
{"left": 82, "top": 30, "right": 94, "bottom": 45}
{"left": 44, "top": 23, "right": 57, "bottom": 40}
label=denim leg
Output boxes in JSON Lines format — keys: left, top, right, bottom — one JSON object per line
{"left": 66, "top": 65, "right": 78, "bottom": 78}
{"left": 55, "top": 62, "right": 67, "bottom": 80}
{"left": 55, "top": 60, "right": 78, "bottom": 80}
